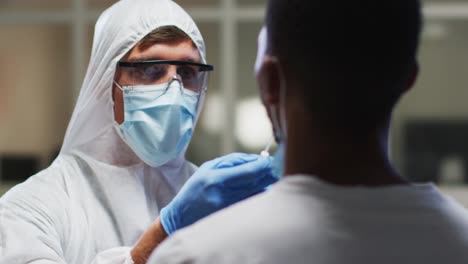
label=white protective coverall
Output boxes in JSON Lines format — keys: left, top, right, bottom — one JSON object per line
{"left": 0, "top": 0, "right": 207, "bottom": 263}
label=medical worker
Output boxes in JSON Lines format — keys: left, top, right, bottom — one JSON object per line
{"left": 0, "top": 0, "right": 275, "bottom": 263}
{"left": 149, "top": 0, "right": 468, "bottom": 263}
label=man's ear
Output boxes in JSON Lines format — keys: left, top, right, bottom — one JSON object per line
{"left": 256, "top": 55, "right": 281, "bottom": 107}
{"left": 112, "top": 69, "right": 125, "bottom": 124}
{"left": 404, "top": 61, "right": 419, "bottom": 93}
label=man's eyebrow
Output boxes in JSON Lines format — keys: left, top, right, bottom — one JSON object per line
{"left": 127, "top": 56, "right": 162, "bottom": 62}
{"left": 182, "top": 58, "right": 196, "bottom": 62}
{"left": 127, "top": 57, "right": 199, "bottom": 63}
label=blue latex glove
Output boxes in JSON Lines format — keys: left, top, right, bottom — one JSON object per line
{"left": 160, "top": 152, "right": 276, "bottom": 234}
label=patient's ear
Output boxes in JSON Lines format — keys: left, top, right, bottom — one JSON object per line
{"left": 256, "top": 56, "right": 283, "bottom": 143}
{"left": 256, "top": 56, "right": 281, "bottom": 107}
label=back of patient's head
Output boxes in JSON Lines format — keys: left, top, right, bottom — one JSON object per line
{"left": 266, "top": 0, "right": 422, "bottom": 127}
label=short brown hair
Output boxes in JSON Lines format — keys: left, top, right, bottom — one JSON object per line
{"left": 138, "top": 25, "right": 193, "bottom": 50}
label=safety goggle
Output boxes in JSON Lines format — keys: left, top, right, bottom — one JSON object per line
{"left": 116, "top": 60, "right": 214, "bottom": 94}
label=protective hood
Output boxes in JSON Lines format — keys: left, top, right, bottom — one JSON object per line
{"left": 0, "top": 2, "right": 206, "bottom": 263}
{"left": 60, "top": 0, "right": 207, "bottom": 167}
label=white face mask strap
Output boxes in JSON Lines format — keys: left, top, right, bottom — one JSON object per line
{"left": 270, "top": 104, "right": 282, "bottom": 141}
{"left": 269, "top": 56, "right": 288, "bottom": 140}
{"left": 278, "top": 63, "right": 288, "bottom": 139}
{"left": 113, "top": 80, "right": 124, "bottom": 91}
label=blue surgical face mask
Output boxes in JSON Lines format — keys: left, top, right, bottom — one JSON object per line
{"left": 271, "top": 141, "right": 284, "bottom": 179}
{"left": 268, "top": 61, "right": 288, "bottom": 179}
{"left": 114, "top": 80, "right": 198, "bottom": 167}
{"left": 269, "top": 103, "right": 287, "bottom": 179}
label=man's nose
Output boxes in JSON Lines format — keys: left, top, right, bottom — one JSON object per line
{"left": 166, "top": 65, "right": 178, "bottom": 80}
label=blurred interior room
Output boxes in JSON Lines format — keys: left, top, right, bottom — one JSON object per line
{"left": 1, "top": 0, "right": 468, "bottom": 203}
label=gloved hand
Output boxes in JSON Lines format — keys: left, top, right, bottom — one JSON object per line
{"left": 160, "top": 152, "right": 276, "bottom": 234}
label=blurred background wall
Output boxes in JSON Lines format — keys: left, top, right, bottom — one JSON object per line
{"left": 1, "top": 0, "right": 468, "bottom": 200}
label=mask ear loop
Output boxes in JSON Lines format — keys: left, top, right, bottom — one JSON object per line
{"left": 261, "top": 57, "right": 288, "bottom": 158}
{"left": 113, "top": 80, "right": 124, "bottom": 91}
{"left": 270, "top": 105, "right": 282, "bottom": 142}
{"left": 111, "top": 80, "right": 127, "bottom": 143}
{"left": 271, "top": 57, "right": 288, "bottom": 140}
{"left": 112, "top": 80, "right": 124, "bottom": 118}
{"left": 262, "top": 103, "right": 284, "bottom": 157}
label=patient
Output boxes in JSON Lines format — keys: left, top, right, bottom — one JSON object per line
{"left": 149, "top": 0, "right": 468, "bottom": 263}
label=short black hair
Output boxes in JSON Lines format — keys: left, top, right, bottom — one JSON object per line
{"left": 266, "top": 0, "right": 422, "bottom": 126}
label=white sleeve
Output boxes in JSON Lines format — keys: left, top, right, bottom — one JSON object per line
{"left": 0, "top": 180, "right": 69, "bottom": 264}
{"left": 0, "top": 192, "right": 135, "bottom": 264}
{"left": 91, "top": 247, "right": 134, "bottom": 264}
{"left": 0, "top": 173, "right": 137, "bottom": 264}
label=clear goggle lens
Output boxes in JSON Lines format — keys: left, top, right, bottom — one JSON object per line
{"left": 117, "top": 60, "right": 214, "bottom": 94}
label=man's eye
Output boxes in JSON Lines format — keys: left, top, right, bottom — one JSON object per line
{"left": 144, "top": 65, "right": 165, "bottom": 80}
{"left": 134, "top": 65, "right": 166, "bottom": 83}
{"left": 178, "top": 66, "right": 197, "bottom": 80}
{"left": 130, "top": 68, "right": 144, "bottom": 81}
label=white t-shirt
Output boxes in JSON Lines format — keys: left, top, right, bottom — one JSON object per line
{"left": 149, "top": 175, "right": 468, "bottom": 264}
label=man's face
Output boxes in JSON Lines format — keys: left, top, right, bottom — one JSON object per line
{"left": 113, "top": 39, "right": 201, "bottom": 124}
